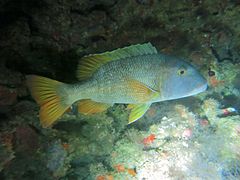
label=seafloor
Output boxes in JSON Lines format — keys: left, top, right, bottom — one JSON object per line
{"left": 0, "top": 0, "right": 240, "bottom": 179}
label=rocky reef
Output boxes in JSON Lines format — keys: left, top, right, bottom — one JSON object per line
{"left": 0, "top": 0, "right": 240, "bottom": 179}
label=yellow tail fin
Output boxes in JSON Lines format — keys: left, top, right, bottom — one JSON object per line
{"left": 26, "top": 75, "right": 70, "bottom": 128}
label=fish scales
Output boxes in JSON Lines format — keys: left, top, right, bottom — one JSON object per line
{"left": 84, "top": 54, "right": 165, "bottom": 104}
{"left": 26, "top": 43, "right": 207, "bottom": 127}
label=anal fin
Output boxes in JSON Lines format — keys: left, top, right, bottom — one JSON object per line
{"left": 78, "top": 99, "right": 112, "bottom": 115}
{"left": 128, "top": 103, "right": 151, "bottom": 124}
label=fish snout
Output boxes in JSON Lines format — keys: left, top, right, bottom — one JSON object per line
{"left": 191, "top": 80, "right": 208, "bottom": 95}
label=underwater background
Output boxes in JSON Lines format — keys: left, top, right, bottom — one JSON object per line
{"left": 0, "top": 0, "right": 240, "bottom": 179}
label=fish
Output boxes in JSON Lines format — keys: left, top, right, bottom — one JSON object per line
{"left": 26, "top": 43, "right": 207, "bottom": 128}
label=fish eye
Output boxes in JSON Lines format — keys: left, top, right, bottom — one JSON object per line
{"left": 177, "top": 66, "right": 187, "bottom": 76}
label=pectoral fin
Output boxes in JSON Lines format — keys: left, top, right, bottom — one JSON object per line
{"left": 126, "top": 79, "right": 160, "bottom": 103}
{"left": 78, "top": 99, "right": 112, "bottom": 115}
{"left": 128, "top": 103, "right": 151, "bottom": 124}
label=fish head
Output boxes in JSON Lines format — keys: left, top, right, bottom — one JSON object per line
{"left": 161, "top": 58, "right": 207, "bottom": 100}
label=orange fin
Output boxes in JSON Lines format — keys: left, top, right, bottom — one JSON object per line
{"left": 78, "top": 99, "right": 112, "bottom": 115}
{"left": 126, "top": 79, "right": 160, "bottom": 103}
{"left": 26, "top": 75, "right": 70, "bottom": 128}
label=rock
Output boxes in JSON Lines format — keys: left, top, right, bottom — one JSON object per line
{"left": 15, "top": 125, "right": 39, "bottom": 154}
{"left": 0, "top": 86, "right": 17, "bottom": 106}
{"left": 46, "top": 140, "right": 69, "bottom": 178}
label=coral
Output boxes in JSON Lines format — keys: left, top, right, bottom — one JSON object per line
{"left": 206, "top": 61, "right": 240, "bottom": 97}
{"left": 46, "top": 140, "right": 70, "bottom": 178}
{"left": 202, "top": 98, "right": 220, "bottom": 120}
{"left": 89, "top": 163, "right": 109, "bottom": 179}
{"left": 110, "top": 138, "right": 144, "bottom": 168}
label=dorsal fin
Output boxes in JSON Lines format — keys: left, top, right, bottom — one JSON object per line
{"left": 76, "top": 42, "right": 158, "bottom": 80}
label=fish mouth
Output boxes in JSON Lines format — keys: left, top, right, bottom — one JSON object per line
{"left": 187, "top": 83, "right": 208, "bottom": 96}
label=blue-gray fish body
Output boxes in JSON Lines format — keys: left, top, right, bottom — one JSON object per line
{"left": 71, "top": 53, "right": 207, "bottom": 104}
{"left": 27, "top": 43, "right": 207, "bottom": 127}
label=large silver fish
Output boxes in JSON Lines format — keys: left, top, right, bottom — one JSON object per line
{"left": 27, "top": 43, "right": 207, "bottom": 128}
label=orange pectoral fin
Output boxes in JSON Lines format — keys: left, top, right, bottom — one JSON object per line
{"left": 125, "top": 79, "right": 160, "bottom": 103}
{"left": 78, "top": 99, "right": 112, "bottom": 115}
